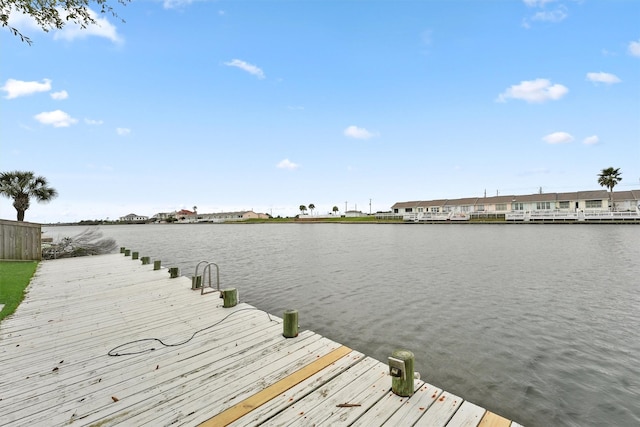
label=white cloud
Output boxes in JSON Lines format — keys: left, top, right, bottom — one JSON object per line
{"left": 7, "top": 6, "right": 121, "bottom": 43}
{"left": 522, "top": 1, "right": 568, "bottom": 28}
{"left": 628, "top": 40, "right": 640, "bottom": 57}
{"left": 5, "top": 7, "right": 42, "bottom": 34}
{"left": 2, "top": 78, "right": 51, "bottom": 99}
{"left": 583, "top": 135, "right": 599, "bottom": 145}
{"left": 50, "top": 90, "right": 68, "bottom": 100}
{"left": 343, "top": 125, "right": 378, "bottom": 140}
{"left": 34, "top": 110, "right": 78, "bottom": 127}
{"left": 224, "top": 59, "right": 265, "bottom": 79}
{"left": 542, "top": 131, "right": 574, "bottom": 144}
{"left": 496, "top": 78, "right": 568, "bottom": 103}
{"left": 162, "top": 0, "right": 194, "bottom": 9}
{"left": 53, "top": 8, "right": 122, "bottom": 43}
{"left": 586, "top": 72, "right": 621, "bottom": 84}
{"left": 523, "top": 0, "right": 557, "bottom": 6}
{"left": 277, "top": 159, "right": 300, "bottom": 170}
{"left": 116, "top": 127, "right": 131, "bottom": 136}
{"left": 85, "top": 118, "right": 104, "bottom": 125}
{"left": 531, "top": 6, "right": 567, "bottom": 23}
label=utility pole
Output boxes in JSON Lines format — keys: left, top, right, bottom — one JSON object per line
{"left": 345, "top": 201, "right": 347, "bottom": 213}
{"left": 369, "top": 198, "right": 372, "bottom": 214}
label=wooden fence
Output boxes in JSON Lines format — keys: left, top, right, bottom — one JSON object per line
{"left": 0, "top": 219, "right": 42, "bottom": 261}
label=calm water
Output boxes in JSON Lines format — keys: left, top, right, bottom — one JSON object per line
{"left": 43, "top": 223, "right": 640, "bottom": 427}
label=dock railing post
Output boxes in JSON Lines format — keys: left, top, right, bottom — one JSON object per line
{"left": 169, "top": 267, "right": 179, "bottom": 278}
{"left": 153, "top": 260, "right": 161, "bottom": 270}
{"left": 132, "top": 251, "right": 139, "bottom": 260}
{"left": 389, "top": 349, "right": 416, "bottom": 397}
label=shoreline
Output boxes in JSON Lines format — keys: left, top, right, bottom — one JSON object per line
{"left": 43, "top": 219, "right": 640, "bottom": 226}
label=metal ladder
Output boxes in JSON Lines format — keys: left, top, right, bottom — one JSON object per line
{"left": 193, "top": 260, "right": 220, "bottom": 295}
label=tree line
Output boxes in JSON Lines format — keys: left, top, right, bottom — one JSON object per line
{"left": 299, "top": 204, "right": 340, "bottom": 216}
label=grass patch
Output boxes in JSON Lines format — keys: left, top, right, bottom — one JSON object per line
{"left": 0, "top": 261, "right": 38, "bottom": 322}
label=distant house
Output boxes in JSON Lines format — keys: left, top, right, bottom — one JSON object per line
{"left": 390, "top": 189, "right": 640, "bottom": 222}
{"left": 178, "top": 210, "right": 269, "bottom": 223}
{"left": 119, "top": 213, "right": 149, "bottom": 223}
{"left": 175, "top": 209, "right": 195, "bottom": 222}
{"left": 151, "top": 211, "right": 176, "bottom": 222}
{"left": 344, "top": 210, "right": 366, "bottom": 218}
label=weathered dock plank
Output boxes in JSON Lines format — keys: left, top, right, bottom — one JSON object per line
{"left": 413, "top": 391, "right": 464, "bottom": 427}
{"left": 227, "top": 350, "right": 364, "bottom": 427}
{"left": 200, "top": 346, "right": 353, "bottom": 426}
{"left": 0, "top": 253, "right": 521, "bottom": 427}
{"left": 447, "top": 400, "right": 487, "bottom": 427}
{"left": 479, "top": 411, "right": 512, "bottom": 427}
{"left": 3, "top": 311, "right": 285, "bottom": 424}
{"left": 381, "top": 382, "right": 444, "bottom": 426}
{"left": 257, "top": 356, "right": 387, "bottom": 426}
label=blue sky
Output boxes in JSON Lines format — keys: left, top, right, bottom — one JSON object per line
{"left": 1, "top": 0, "right": 639, "bottom": 222}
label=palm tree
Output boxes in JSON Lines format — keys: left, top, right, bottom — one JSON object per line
{"left": 308, "top": 203, "right": 315, "bottom": 215}
{"left": 597, "top": 167, "right": 622, "bottom": 211}
{"left": 332, "top": 206, "right": 339, "bottom": 215}
{"left": 0, "top": 171, "right": 58, "bottom": 221}
{"left": 299, "top": 205, "right": 307, "bottom": 215}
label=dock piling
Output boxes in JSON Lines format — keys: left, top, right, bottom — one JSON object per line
{"left": 283, "top": 309, "right": 299, "bottom": 338}
{"left": 389, "top": 349, "right": 415, "bottom": 397}
{"left": 221, "top": 288, "right": 238, "bottom": 307}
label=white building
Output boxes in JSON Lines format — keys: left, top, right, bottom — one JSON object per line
{"left": 119, "top": 213, "right": 149, "bottom": 223}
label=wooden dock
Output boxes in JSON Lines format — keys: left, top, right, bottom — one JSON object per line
{"left": 0, "top": 254, "right": 522, "bottom": 426}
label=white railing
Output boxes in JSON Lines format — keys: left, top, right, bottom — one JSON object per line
{"left": 505, "top": 211, "right": 526, "bottom": 221}
{"left": 506, "top": 209, "right": 640, "bottom": 221}
{"left": 449, "top": 212, "right": 470, "bottom": 221}
{"left": 409, "top": 208, "right": 640, "bottom": 222}
{"left": 376, "top": 213, "right": 404, "bottom": 220}
{"left": 403, "top": 213, "right": 417, "bottom": 221}
{"left": 403, "top": 212, "right": 468, "bottom": 221}
{"left": 528, "top": 210, "right": 579, "bottom": 221}
{"left": 583, "top": 210, "right": 640, "bottom": 220}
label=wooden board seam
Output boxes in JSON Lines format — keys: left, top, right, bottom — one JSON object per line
{"left": 199, "top": 345, "right": 352, "bottom": 426}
